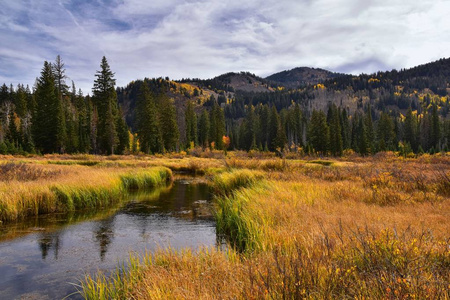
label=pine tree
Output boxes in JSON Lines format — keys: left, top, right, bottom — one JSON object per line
{"left": 74, "top": 87, "right": 91, "bottom": 153}
{"left": 135, "top": 83, "right": 162, "bottom": 153}
{"left": 33, "top": 61, "right": 60, "bottom": 153}
{"left": 274, "top": 115, "right": 287, "bottom": 152}
{"left": 52, "top": 55, "right": 68, "bottom": 153}
{"left": 376, "top": 112, "right": 395, "bottom": 151}
{"left": 7, "top": 108, "right": 19, "bottom": 145}
{"left": 14, "top": 84, "right": 27, "bottom": 118}
{"left": 357, "top": 116, "right": 369, "bottom": 156}
{"left": 260, "top": 104, "right": 270, "bottom": 147}
{"left": 244, "top": 105, "right": 257, "bottom": 150}
{"left": 0, "top": 84, "right": 8, "bottom": 106}
{"left": 327, "top": 104, "right": 343, "bottom": 156}
{"left": 365, "top": 104, "right": 375, "bottom": 154}
{"left": 210, "top": 101, "right": 225, "bottom": 149}
{"left": 340, "top": 108, "right": 351, "bottom": 150}
{"left": 293, "top": 103, "right": 303, "bottom": 147}
{"left": 268, "top": 106, "right": 280, "bottom": 151}
{"left": 157, "top": 93, "right": 179, "bottom": 152}
{"left": 431, "top": 103, "right": 441, "bottom": 150}
{"left": 92, "top": 57, "right": 120, "bottom": 154}
{"left": 185, "top": 100, "right": 198, "bottom": 148}
{"left": 116, "top": 108, "right": 129, "bottom": 154}
{"left": 308, "top": 110, "right": 329, "bottom": 154}
{"left": 403, "top": 107, "right": 418, "bottom": 152}
{"left": 198, "top": 109, "right": 210, "bottom": 149}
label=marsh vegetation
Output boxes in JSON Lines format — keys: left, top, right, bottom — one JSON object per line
{"left": 0, "top": 153, "right": 449, "bottom": 299}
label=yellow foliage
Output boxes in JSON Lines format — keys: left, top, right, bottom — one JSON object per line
{"left": 314, "top": 83, "right": 325, "bottom": 90}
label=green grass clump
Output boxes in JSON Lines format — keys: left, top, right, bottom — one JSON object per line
{"left": 308, "top": 160, "right": 334, "bottom": 166}
{"left": 120, "top": 167, "right": 173, "bottom": 190}
{"left": 215, "top": 187, "right": 264, "bottom": 253}
{"left": 212, "top": 169, "right": 264, "bottom": 195}
{"left": 51, "top": 184, "right": 124, "bottom": 211}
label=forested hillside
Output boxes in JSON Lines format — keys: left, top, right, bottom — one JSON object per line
{"left": 266, "top": 67, "right": 345, "bottom": 88}
{"left": 1, "top": 57, "right": 450, "bottom": 156}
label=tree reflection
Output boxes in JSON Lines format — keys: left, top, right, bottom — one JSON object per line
{"left": 94, "top": 218, "right": 115, "bottom": 261}
{"left": 38, "top": 232, "right": 61, "bottom": 260}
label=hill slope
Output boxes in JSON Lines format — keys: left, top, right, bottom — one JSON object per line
{"left": 266, "top": 67, "right": 345, "bottom": 88}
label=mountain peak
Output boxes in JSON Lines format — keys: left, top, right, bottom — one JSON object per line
{"left": 266, "top": 67, "right": 346, "bottom": 88}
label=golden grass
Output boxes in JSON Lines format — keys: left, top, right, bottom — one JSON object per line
{"left": 2, "top": 153, "right": 449, "bottom": 299}
{"left": 0, "top": 163, "right": 173, "bottom": 222}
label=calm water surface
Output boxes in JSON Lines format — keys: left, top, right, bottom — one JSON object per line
{"left": 0, "top": 178, "right": 217, "bottom": 299}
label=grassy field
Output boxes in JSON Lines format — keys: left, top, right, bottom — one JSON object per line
{"left": 1, "top": 153, "right": 449, "bottom": 298}
{"left": 0, "top": 157, "right": 173, "bottom": 222}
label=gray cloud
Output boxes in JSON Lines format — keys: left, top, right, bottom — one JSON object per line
{"left": 0, "top": 0, "right": 449, "bottom": 93}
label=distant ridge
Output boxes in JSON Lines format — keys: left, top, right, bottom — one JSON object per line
{"left": 266, "top": 67, "right": 346, "bottom": 88}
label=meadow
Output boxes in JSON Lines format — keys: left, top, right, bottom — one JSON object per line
{"left": 0, "top": 152, "right": 449, "bottom": 298}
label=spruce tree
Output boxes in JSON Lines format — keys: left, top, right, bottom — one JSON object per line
{"left": 198, "top": 109, "right": 210, "bottom": 149}
{"left": 52, "top": 55, "right": 68, "bottom": 153}
{"left": 185, "top": 100, "right": 197, "bottom": 148}
{"left": 33, "top": 61, "right": 60, "bottom": 153}
{"left": 135, "top": 83, "right": 162, "bottom": 153}
{"left": 340, "top": 108, "right": 351, "bottom": 150}
{"left": 293, "top": 103, "right": 303, "bottom": 147}
{"left": 365, "top": 104, "right": 375, "bottom": 154}
{"left": 157, "top": 93, "right": 179, "bottom": 152}
{"left": 260, "top": 104, "right": 270, "bottom": 147}
{"left": 327, "top": 104, "right": 343, "bottom": 156}
{"left": 403, "top": 107, "right": 418, "bottom": 152}
{"left": 431, "top": 103, "right": 441, "bottom": 150}
{"left": 376, "top": 112, "right": 395, "bottom": 151}
{"left": 357, "top": 117, "right": 369, "bottom": 156}
{"left": 92, "top": 57, "right": 120, "bottom": 154}
{"left": 268, "top": 106, "right": 279, "bottom": 151}
{"left": 210, "top": 101, "right": 225, "bottom": 149}
{"left": 244, "top": 105, "right": 257, "bottom": 150}
{"left": 308, "top": 110, "right": 329, "bottom": 155}
{"left": 116, "top": 107, "right": 129, "bottom": 154}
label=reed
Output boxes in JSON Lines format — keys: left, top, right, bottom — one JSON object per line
{"left": 0, "top": 165, "right": 173, "bottom": 222}
{"left": 211, "top": 169, "right": 264, "bottom": 195}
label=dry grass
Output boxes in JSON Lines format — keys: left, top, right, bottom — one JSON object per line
{"left": 0, "top": 163, "right": 172, "bottom": 222}
{"left": 3, "top": 153, "right": 448, "bottom": 299}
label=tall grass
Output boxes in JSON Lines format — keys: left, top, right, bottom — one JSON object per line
{"left": 80, "top": 248, "right": 243, "bottom": 300}
{"left": 212, "top": 169, "right": 264, "bottom": 195}
{"left": 0, "top": 166, "right": 173, "bottom": 222}
{"left": 120, "top": 167, "right": 173, "bottom": 190}
{"left": 31, "top": 154, "right": 446, "bottom": 299}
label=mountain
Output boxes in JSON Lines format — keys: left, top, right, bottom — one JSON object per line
{"left": 180, "top": 72, "right": 275, "bottom": 94}
{"left": 266, "top": 67, "right": 345, "bottom": 88}
{"left": 116, "top": 57, "right": 450, "bottom": 148}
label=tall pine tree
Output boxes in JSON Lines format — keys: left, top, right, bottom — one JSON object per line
{"left": 92, "top": 57, "right": 120, "bottom": 154}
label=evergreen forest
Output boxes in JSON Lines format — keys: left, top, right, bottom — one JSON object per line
{"left": 2, "top": 56, "right": 450, "bottom": 156}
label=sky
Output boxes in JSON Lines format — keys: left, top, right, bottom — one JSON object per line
{"left": 1, "top": 0, "right": 449, "bottom": 94}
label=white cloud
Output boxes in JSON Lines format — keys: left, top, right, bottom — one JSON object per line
{"left": 0, "top": 0, "right": 449, "bottom": 93}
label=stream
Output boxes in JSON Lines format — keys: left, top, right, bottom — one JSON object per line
{"left": 0, "top": 178, "right": 217, "bottom": 299}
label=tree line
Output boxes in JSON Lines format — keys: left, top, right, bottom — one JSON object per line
{"left": 0, "top": 56, "right": 131, "bottom": 154}
{"left": 1, "top": 56, "right": 450, "bottom": 156}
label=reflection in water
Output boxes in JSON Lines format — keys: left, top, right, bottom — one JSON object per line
{"left": 38, "top": 232, "right": 61, "bottom": 260}
{"left": 94, "top": 217, "right": 115, "bottom": 261}
{"left": 0, "top": 179, "right": 216, "bottom": 300}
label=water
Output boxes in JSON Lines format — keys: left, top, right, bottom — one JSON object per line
{"left": 0, "top": 178, "right": 217, "bottom": 299}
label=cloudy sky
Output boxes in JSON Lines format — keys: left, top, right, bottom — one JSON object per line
{"left": 1, "top": 0, "right": 449, "bottom": 93}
